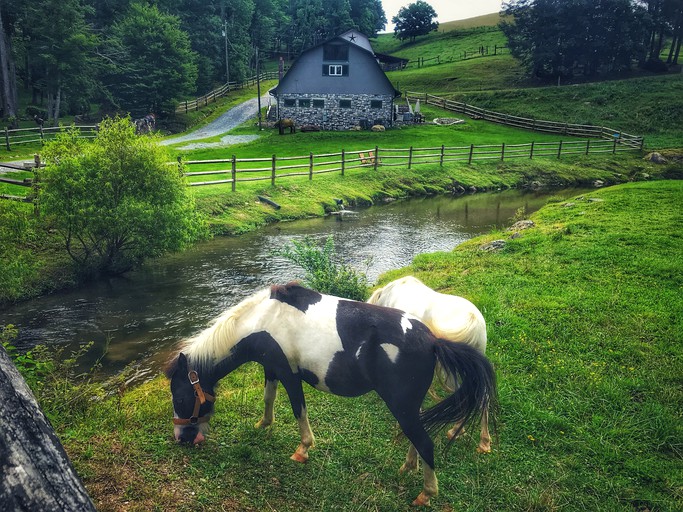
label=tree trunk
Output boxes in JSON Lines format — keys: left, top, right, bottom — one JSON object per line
{"left": 0, "top": 345, "right": 96, "bottom": 511}
{"left": 0, "top": 8, "right": 18, "bottom": 120}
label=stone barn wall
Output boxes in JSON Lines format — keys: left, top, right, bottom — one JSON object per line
{"left": 277, "top": 93, "right": 394, "bottom": 130}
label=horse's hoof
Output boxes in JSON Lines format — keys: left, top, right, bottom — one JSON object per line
{"left": 254, "top": 419, "right": 272, "bottom": 429}
{"left": 290, "top": 452, "right": 308, "bottom": 464}
{"left": 476, "top": 445, "right": 492, "bottom": 454}
{"left": 411, "top": 492, "right": 431, "bottom": 507}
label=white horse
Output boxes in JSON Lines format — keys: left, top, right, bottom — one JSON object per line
{"left": 367, "top": 275, "right": 492, "bottom": 453}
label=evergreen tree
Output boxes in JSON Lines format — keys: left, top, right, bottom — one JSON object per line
{"left": 103, "top": 3, "right": 198, "bottom": 113}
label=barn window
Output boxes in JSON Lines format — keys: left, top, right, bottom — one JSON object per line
{"left": 339, "top": 99, "right": 352, "bottom": 108}
{"left": 323, "top": 43, "right": 349, "bottom": 61}
{"left": 299, "top": 99, "right": 311, "bottom": 108}
{"left": 312, "top": 99, "right": 325, "bottom": 108}
{"left": 283, "top": 98, "right": 295, "bottom": 107}
{"left": 370, "top": 100, "right": 383, "bottom": 109}
{"left": 323, "top": 64, "right": 349, "bottom": 77}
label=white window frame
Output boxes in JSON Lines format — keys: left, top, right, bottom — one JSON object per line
{"left": 329, "top": 65, "right": 343, "bottom": 76}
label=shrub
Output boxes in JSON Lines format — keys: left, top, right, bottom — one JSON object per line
{"left": 276, "top": 235, "right": 369, "bottom": 301}
{"left": 38, "top": 117, "right": 206, "bottom": 277}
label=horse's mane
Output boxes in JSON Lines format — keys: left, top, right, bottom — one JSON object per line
{"left": 174, "top": 287, "right": 272, "bottom": 369}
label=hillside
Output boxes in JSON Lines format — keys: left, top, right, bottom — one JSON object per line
{"left": 372, "top": 21, "right": 682, "bottom": 149}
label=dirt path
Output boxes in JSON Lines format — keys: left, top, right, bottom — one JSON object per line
{"left": 160, "top": 94, "right": 271, "bottom": 150}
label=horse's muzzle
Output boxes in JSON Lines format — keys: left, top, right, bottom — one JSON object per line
{"left": 175, "top": 425, "right": 205, "bottom": 445}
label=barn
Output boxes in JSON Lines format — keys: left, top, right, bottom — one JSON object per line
{"left": 269, "top": 30, "right": 401, "bottom": 131}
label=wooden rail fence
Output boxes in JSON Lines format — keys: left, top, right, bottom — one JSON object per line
{"left": 179, "top": 137, "right": 640, "bottom": 191}
{"left": 406, "top": 92, "right": 644, "bottom": 149}
{"left": 0, "top": 158, "right": 41, "bottom": 203}
{"left": 1, "top": 137, "right": 643, "bottom": 204}
{"left": 175, "top": 72, "right": 278, "bottom": 114}
{"left": 3, "top": 125, "right": 98, "bottom": 151}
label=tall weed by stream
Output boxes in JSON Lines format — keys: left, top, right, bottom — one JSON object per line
{"left": 275, "top": 235, "right": 369, "bottom": 301}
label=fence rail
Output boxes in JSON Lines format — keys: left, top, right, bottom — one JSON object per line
{"left": 175, "top": 72, "right": 278, "bottom": 114}
{"left": 405, "top": 44, "right": 508, "bottom": 69}
{"left": 0, "top": 159, "right": 40, "bottom": 203}
{"left": 406, "top": 92, "right": 644, "bottom": 148}
{"left": 3, "top": 125, "right": 98, "bottom": 152}
{"left": 1, "top": 137, "right": 643, "bottom": 205}
{"left": 178, "top": 138, "right": 640, "bottom": 191}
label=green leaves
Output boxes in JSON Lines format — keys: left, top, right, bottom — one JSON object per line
{"left": 38, "top": 117, "right": 205, "bottom": 277}
{"left": 276, "top": 235, "right": 369, "bottom": 301}
{"left": 392, "top": 1, "right": 439, "bottom": 42}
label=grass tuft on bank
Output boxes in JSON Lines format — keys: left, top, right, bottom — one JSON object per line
{"left": 23, "top": 180, "right": 681, "bottom": 511}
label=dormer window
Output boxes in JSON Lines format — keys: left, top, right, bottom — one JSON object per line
{"left": 323, "top": 43, "right": 349, "bottom": 61}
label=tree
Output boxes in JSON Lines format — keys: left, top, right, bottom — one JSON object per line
{"left": 0, "top": 4, "right": 19, "bottom": 123}
{"left": 501, "top": 0, "right": 649, "bottom": 79}
{"left": 38, "top": 118, "right": 204, "bottom": 277}
{"left": 103, "top": 3, "right": 198, "bottom": 114}
{"left": 392, "top": 1, "right": 438, "bottom": 42}
{"left": 22, "top": 0, "right": 98, "bottom": 124}
{"left": 0, "top": 341, "right": 97, "bottom": 511}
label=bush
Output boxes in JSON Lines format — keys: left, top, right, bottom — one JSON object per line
{"left": 38, "top": 117, "right": 206, "bottom": 277}
{"left": 276, "top": 236, "right": 369, "bottom": 301}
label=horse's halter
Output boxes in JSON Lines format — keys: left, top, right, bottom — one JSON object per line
{"left": 172, "top": 370, "right": 215, "bottom": 426}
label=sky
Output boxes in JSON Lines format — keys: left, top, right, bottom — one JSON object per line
{"left": 381, "top": 0, "right": 504, "bottom": 32}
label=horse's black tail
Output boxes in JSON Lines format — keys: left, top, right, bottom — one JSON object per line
{"left": 420, "top": 339, "right": 497, "bottom": 440}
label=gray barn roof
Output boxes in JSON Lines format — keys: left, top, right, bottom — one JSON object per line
{"left": 271, "top": 33, "right": 400, "bottom": 98}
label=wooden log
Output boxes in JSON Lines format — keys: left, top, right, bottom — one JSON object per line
{"left": 257, "top": 195, "right": 281, "bottom": 209}
{"left": 0, "top": 345, "right": 96, "bottom": 511}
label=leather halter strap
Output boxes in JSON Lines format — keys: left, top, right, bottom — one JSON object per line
{"left": 172, "top": 370, "right": 215, "bottom": 426}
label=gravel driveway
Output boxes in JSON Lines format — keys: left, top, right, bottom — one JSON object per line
{"left": 160, "top": 94, "right": 271, "bottom": 150}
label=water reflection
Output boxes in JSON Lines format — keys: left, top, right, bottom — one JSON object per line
{"left": 0, "top": 189, "right": 582, "bottom": 378}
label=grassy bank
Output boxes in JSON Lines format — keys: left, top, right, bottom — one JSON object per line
{"left": 44, "top": 180, "right": 682, "bottom": 511}
{"left": 0, "top": 151, "right": 679, "bottom": 306}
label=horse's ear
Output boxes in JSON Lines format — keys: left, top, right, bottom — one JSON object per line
{"left": 164, "top": 352, "right": 188, "bottom": 379}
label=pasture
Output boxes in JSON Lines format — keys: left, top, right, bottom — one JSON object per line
{"left": 45, "top": 180, "right": 682, "bottom": 511}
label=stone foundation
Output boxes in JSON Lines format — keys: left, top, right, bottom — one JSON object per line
{"left": 276, "top": 93, "right": 394, "bottom": 131}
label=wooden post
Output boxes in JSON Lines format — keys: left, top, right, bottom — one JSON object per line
{"left": 440, "top": 144, "right": 445, "bottom": 167}
{"left": 32, "top": 154, "right": 41, "bottom": 215}
{"left": 373, "top": 146, "right": 379, "bottom": 171}
{"left": 586, "top": 139, "right": 590, "bottom": 155}
{"left": 0, "top": 345, "right": 97, "bottom": 511}
{"left": 39, "top": 126, "right": 44, "bottom": 144}
{"left": 341, "top": 149, "right": 345, "bottom": 176}
{"left": 557, "top": 140, "right": 563, "bottom": 159}
{"left": 640, "top": 138, "right": 645, "bottom": 151}
{"left": 408, "top": 146, "right": 413, "bottom": 169}
{"left": 271, "top": 154, "right": 276, "bottom": 186}
{"left": 613, "top": 132, "right": 620, "bottom": 154}
{"left": 468, "top": 143, "right": 474, "bottom": 164}
{"left": 231, "top": 155, "right": 236, "bottom": 192}
{"left": 530, "top": 141, "right": 535, "bottom": 159}
{"left": 5, "top": 127, "right": 9, "bottom": 151}
{"left": 309, "top": 152, "right": 314, "bottom": 180}
{"left": 177, "top": 155, "right": 183, "bottom": 176}
{"left": 501, "top": 142, "right": 505, "bottom": 161}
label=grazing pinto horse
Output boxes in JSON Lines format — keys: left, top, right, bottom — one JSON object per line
{"left": 368, "top": 276, "right": 492, "bottom": 453}
{"left": 167, "top": 283, "right": 496, "bottom": 506}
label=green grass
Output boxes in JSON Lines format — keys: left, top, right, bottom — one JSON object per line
{"left": 44, "top": 180, "right": 682, "bottom": 511}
